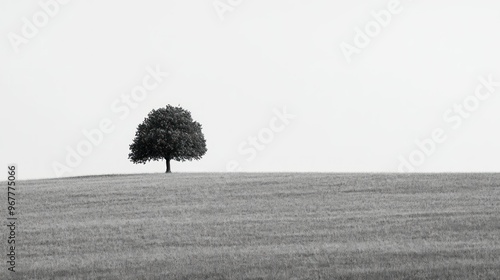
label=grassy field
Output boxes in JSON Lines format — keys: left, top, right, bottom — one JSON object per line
{"left": 4, "top": 173, "right": 500, "bottom": 279}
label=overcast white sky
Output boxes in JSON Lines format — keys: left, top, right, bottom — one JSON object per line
{"left": 1, "top": 0, "right": 500, "bottom": 180}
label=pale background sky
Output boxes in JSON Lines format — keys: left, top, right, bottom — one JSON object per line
{"left": 1, "top": 0, "right": 500, "bottom": 180}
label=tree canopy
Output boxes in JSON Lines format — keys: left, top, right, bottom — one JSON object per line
{"left": 128, "top": 105, "right": 207, "bottom": 173}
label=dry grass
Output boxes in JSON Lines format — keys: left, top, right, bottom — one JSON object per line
{"left": 4, "top": 173, "right": 500, "bottom": 279}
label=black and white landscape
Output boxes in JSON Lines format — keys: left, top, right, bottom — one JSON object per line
{"left": 1, "top": 1, "right": 500, "bottom": 279}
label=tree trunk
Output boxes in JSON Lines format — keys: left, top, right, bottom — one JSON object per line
{"left": 165, "top": 158, "right": 171, "bottom": 173}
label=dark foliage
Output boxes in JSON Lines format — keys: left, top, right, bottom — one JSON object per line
{"left": 129, "top": 105, "right": 207, "bottom": 172}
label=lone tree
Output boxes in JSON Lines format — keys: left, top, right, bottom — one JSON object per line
{"left": 128, "top": 105, "right": 207, "bottom": 173}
